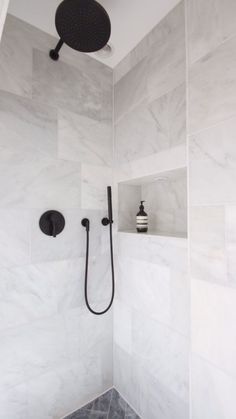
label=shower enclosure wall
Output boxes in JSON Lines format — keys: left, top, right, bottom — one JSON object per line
{"left": 1, "top": 1, "right": 236, "bottom": 418}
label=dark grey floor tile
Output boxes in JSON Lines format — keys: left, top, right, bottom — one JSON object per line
{"left": 107, "top": 389, "right": 127, "bottom": 419}
{"left": 125, "top": 403, "right": 141, "bottom": 418}
{"left": 93, "top": 389, "right": 112, "bottom": 413}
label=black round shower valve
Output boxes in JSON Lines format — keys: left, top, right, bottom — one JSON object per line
{"left": 39, "top": 210, "right": 65, "bottom": 237}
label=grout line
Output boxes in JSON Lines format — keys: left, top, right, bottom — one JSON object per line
{"left": 184, "top": 0, "right": 192, "bottom": 418}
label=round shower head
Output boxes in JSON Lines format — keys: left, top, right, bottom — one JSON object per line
{"left": 55, "top": 0, "right": 111, "bottom": 53}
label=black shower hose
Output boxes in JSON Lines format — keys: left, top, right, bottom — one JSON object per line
{"left": 84, "top": 220, "right": 115, "bottom": 315}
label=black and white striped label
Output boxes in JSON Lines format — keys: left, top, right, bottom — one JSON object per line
{"left": 136, "top": 216, "right": 148, "bottom": 231}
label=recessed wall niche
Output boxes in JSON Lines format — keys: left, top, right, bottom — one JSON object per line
{"left": 118, "top": 167, "right": 187, "bottom": 238}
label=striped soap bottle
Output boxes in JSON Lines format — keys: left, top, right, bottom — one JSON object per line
{"left": 136, "top": 201, "right": 148, "bottom": 233}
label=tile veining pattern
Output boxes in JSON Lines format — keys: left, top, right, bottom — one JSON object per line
{"left": 188, "top": 0, "right": 236, "bottom": 418}
{"left": 114, "top": 3, "right": 189, "bottom": 419}
{"left": 64, "top": 388, "right": 140, "bottom": 419}
{"left": 0, "top": 14, "right": 113, "bottom": 419}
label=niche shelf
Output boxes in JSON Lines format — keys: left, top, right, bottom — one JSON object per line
{"left": 118, "top": 167, "right": 187, "bottom": 239}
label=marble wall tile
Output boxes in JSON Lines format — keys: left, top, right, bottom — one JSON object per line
{"left": 189, "top": 117, "right": 236, "bottom": 205}
{"left": 0, "top": 209, "right": 30, "bottom": 268}
{"left": 187, "top": 0, "right": 236, "bottom": 65}
{"left": 191, "top": 278, "right": 236, "bottom": 377}
{"left": 115, "top": 83, "right": 186, "bottom": 165}
{"left": 114, "top": 300, "right": 132, "bottom": 355}
{"left": 0, "top": 259, "right": 85, "bottom": 331}
{"left": 0, "top": 152, "right": 81, "bottom": 209}
{"left": 226, "top": 205, "right": 236, "bottom": 285}
{"left": 190, "top": 206, "right": 228, "bottom": 286}
{"left": 58, "top": 109, "right": 112, "bottom": 166}
{"left": 191, "top": 354, "right": 236, "bottom": 419}
{"left": 189, "top": 37, "right": 236, "bottom": 134}
{"left": 116, "top": 257, "right": 171, "bottom": 327}
{"left": 0, "top": 383, "right": 27, "bottom": 419}
{"left": 64, "top": 308, "right": 112, "bottom": 363}
{"left": 117, "top": 232, "right": 188, "bottom": 271}
{"left": 0, "top": 14, "right": 32, "bottom": 97}
{"left": 114, "top": 58, "right": 148, "bottom": 122}
{"left": 143, "top": 373, "right": 189, "bottom": 419}
{"left": 33, "top": 49, "right": 111, "bottom": 121}
{"left": 116, "top": 144, "right": 187, "bottom": 184}
{"left": 132, "top": 310, "right": 189, "bottom": 402}
{"left": 146, "top": 10, "right": 185, "bottom": 102}
{"left": 81, "top": 164, "right": 113, "bottom": 210}
{"left": 0, "top": 90, "right": 57, "bottom": 158}
{"left": 25, "top": 359, "right": 106, "bottom": 419}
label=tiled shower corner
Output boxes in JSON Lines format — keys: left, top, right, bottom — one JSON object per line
{"left": 64, "top": 388, "right": 140, "bottom": 419}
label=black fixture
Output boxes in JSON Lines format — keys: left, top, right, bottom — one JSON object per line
{"left": 49, "top": 0, "right": 111, "bottom": 61}
{"left": 39, "top": 210, "right": 65, "bottom": 237}
{"left": 81, "top": 186, "right": 115, "bottom": 315}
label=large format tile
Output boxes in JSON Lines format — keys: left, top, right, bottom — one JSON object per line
{"left": 0, "top": 209, "right": 30, "bottom": 268}
{"left": 58, "top": 109, "right": 112, "bottom": 166}
{"left": 0, "top": 15, "right": 32, "bottom": 97}
{"left": 189, "top": 117, "right": 236, "bottom": 205}
{"left": 192, "top": 278, "right": 236, "bottom": 377}
{"left": 116, "top": 83, "right": 186, "bottom": 164}
{"left": 33, "top": 49, "right": 111, "bottom": 121}
{"left": 81, "top": 164, "right": 112, "bottom": 210}
{"left": 0, "top": 153, "right": 81, "bottom": 208}
{"left": 147, "top": 6, "right": 185, "bottom": 102}
{"left": 0, "top": 259, "right": 85, "bottom": 331}
{"left": 189, "top": 37, "right": 236, "bottom": 133}
{"left": 0, "top": 383, "right": 27, "bottom": 419}
{"left": 132, "top": 311, "right": 189, "bottom": 402}
{"left": 190, "top": 206, "right": 227, "bottom": 286}
{"left": 191, "top": 354, "right": 236, "bottom": 419}
{"left": 0, "top": 90, "right": 57, "bottom": 159}
{"left": 188, "top": 0, "right": 236, "bottom": 65}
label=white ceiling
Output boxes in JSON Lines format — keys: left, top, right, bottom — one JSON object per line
{"left": 8, "top": 0, "right": 181, "bottom": 68}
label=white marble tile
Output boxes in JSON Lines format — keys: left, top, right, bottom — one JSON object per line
{"left": 64, "top": 307, "right": 112, "bottom": 363}
{"left": 0, "top": 383, "right": 27, "bottom": 419}
{"left": 226, "top": 206, "right": 236, "bottom": 285}
{"left": 192, "top": 278, "right": 236, "bottom": 376}
{"left": 81, "top": 164, "right": 112, "bottom": 210}
{"left": 25, "top": 358, "right": 106, "bottom": 419}
{"left": 189, "top": 117, "right": 236, "bottom": 205}
{"left": 116, "top": 144, "right": 187, "bottom": 184}
{"left": 0, "top": 209, "right": 30, "bottom": 268}
{"left": 143, "top": 372, "right": 189, "bottom": 419}
{"left": 33, "top": 49, "right": 111, "bottom": 121}
{"left": 0, "top": 90, "right": 57, "bottom": 159}
{"left": 117, "top": 232, "right": 188, "bottom": 271}
{"left": 132, "top": 310, "right": 189, "bottom": 402}
{"left": 147, "top": 9, "right": 185, "bottom": 102}
{"left": 58, "top": 109, "right": 112, "bottom": 166}
{"left": 187, "top": 0, "right": 236, "bottom": 65}
{"left": 189, "top": 37, "right": 236, "bottom": 133}
{"left": 114, "top": 58, "right": 147, "bottom": 122}
{"left": 0, "top": 14, "right": 32, "bottom": 97}
{"left": 191, "top": 354, "right": 236, "bottom": 419}
{"left": 114, "top": 300, "right": 132, "bottom": 355}
{"left": 190, "top": 206, "right": 228, "bottom": 286}
{"left": 0, "top": 259, "right": 85, "bottom": 331}
{"left": 115, "top": 83, "right": 186, "bottom": 165}
{"left": 0, "top": 314, "right": 69, "bottom": 385}
{"left": 0, "top": 152, "right": 81, "bottom": 208}
{"left": 116, "top": 257, "right": 171, "bottom": 327}
{"left": 170, "top": 269, "right": 190, "bottom": 337}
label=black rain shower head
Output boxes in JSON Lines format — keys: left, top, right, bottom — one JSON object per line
{"left": 49, "top": 0, "right": 111, "bottom": 61}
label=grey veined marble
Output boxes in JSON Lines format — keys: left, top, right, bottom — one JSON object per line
{"left": 64, "top": 388, "right": 140, "bottom": 419}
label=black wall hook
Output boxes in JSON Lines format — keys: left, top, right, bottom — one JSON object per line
{"left": 39, "top": 211, "right": 65, "bottom": 237}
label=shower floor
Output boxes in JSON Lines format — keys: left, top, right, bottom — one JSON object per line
{"left": 64, "top": 388, "right": 140, "bottom": 419}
